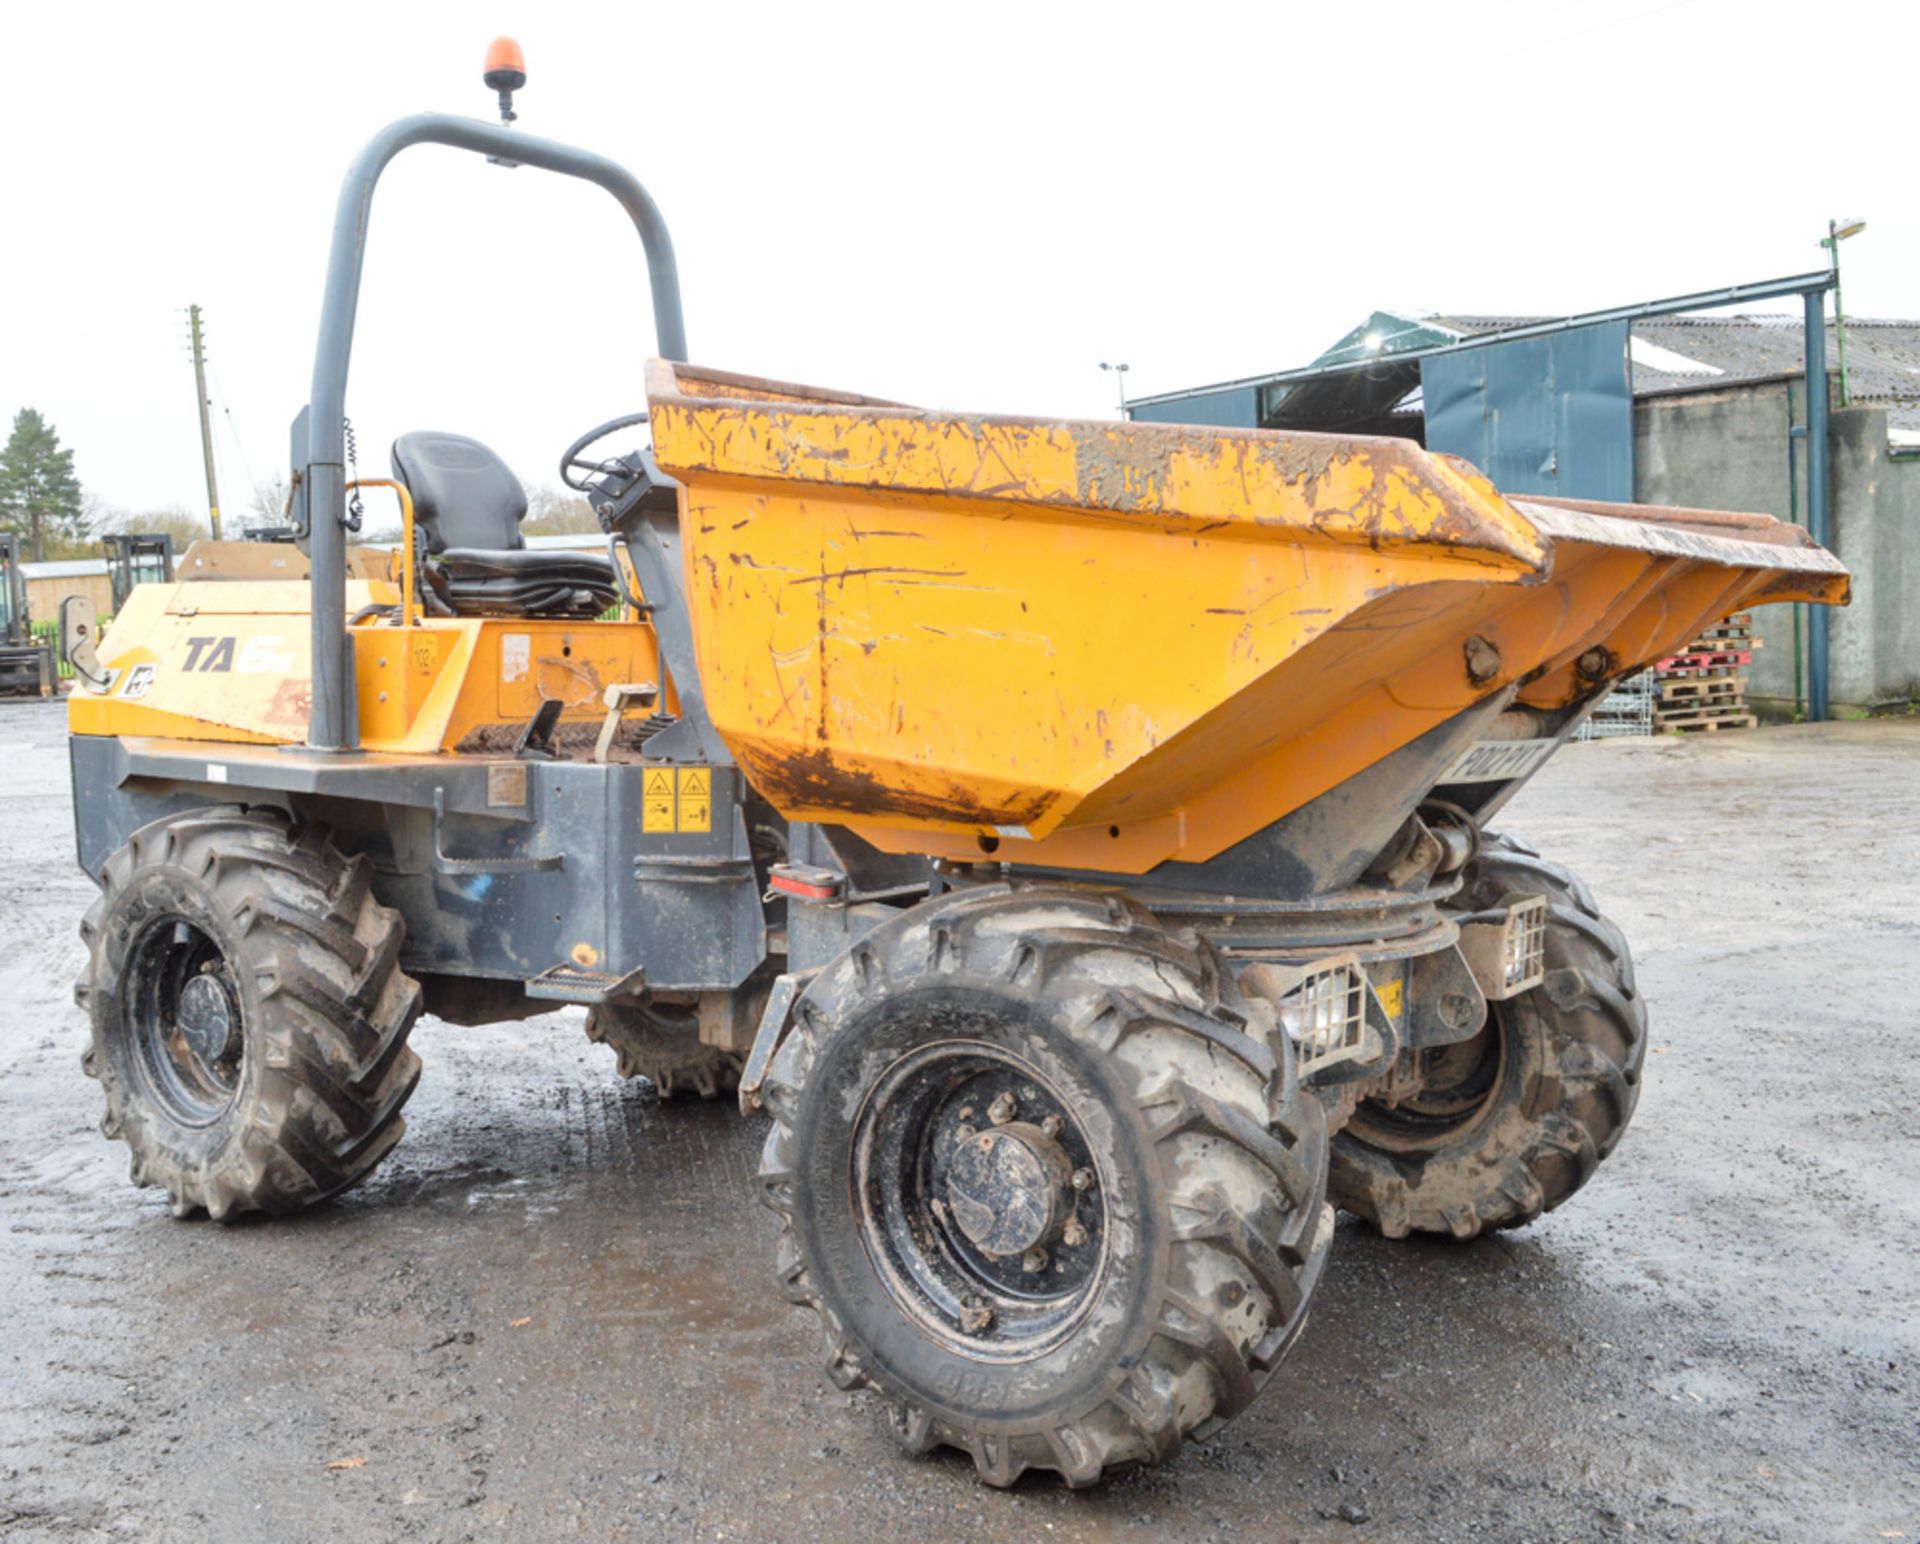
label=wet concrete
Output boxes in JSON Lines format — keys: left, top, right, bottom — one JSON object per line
{"left": 1, "top": 697, "right": 1915, "bottom": 1541}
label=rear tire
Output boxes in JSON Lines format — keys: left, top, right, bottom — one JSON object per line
{"left": 1330, "top": 832, "right": 1646, "bottom": 1239}
{"left": 759, "top": 886, "right": 1332, "bottom": 1486}
{"left": 77, "top": 808, "right": 423, "bottom": 1220}
{"left": 584, "top": 1000, "right": 743, "bottom": 1100}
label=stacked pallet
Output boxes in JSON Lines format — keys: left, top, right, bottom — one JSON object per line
{"left": 1653, "top": 614, "right": 1758, "bottom": 733}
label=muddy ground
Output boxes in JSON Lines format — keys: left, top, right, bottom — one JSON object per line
{"left": 0, "top": 698, "right": 1915, "bottom": 1542}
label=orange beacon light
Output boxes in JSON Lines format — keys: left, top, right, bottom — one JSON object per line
{"left": 483, "top": 37, "right": 526, "bottom": 123}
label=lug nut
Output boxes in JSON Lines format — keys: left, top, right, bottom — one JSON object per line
{"left": 987, "top": 1091, "right": 1017, "bottom": 1126}
{"left": 1070, "top": 1167, "right": 1095, "bottom": 1192}
{"left": 1061, "top": 1219, "right": 1087, "bottom": 1248}
{"left": 1020, "top": 1247, "right": 1048, "bottom": 1273}
{"left": 954, "top": 1123, "right": 976, "bottom": 1143}
{"left": 1040, "top": 1114, "right": 1064, "bottom": 1138}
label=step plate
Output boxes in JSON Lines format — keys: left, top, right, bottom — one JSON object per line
{"left": 524, "top": 962, "right": 647, "bottom": 1005}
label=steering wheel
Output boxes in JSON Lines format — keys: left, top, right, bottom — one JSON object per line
{"left": 560, "top": 410, "right": 653, "bottom": 493}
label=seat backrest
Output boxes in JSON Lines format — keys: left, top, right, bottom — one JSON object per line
{"left": 390, "top": 432, "right": 527, "bottom": 554}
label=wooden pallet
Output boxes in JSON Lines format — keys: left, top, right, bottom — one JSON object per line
{"left": 1659, "top": 675, "right": 1747, "bottom": 702}
{"left": 1623, "top": 613, "right": 1766, "bottom": 734}
{"left": 1655, "top": 713, "right": 1759, "bottom": 733}
{"left": 1689, "top": 613, "right": 1754, "bottom": 646}
{"left": 1647, "top": 614, "right": 1759, "bottom": 730}
{"left": 1655, "top": 649, "right": 1753, "bottom": 672}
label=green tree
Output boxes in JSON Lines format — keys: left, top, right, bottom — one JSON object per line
{"left": 0, "top": 409, "right": 86, "bottom": 561}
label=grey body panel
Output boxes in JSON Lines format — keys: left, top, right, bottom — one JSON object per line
{"left": 68, "top": 677, "right": 1587, "bottom": 1017}
{"left": 70, "top": 737, "right": 765, "bottom": 994}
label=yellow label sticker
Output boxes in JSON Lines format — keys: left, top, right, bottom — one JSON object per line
{"left": 677, "top": 767, "right": 711, "bottom": 833}
{"left": 1374, "top": 975, "right": 1404, "bottom": 1023}
{"left": 642, "top": 767, "right": 675, "bottom": 833}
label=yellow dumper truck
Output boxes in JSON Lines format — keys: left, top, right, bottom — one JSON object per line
{"left": 65, "top": 52, "right": 1848, "bottom": 1486}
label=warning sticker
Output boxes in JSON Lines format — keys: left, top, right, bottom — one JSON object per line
{"left": 501, "top": 633, "right": 531, "bottom": 684}
{"left": 677, "top": 767, "right": 711, "bottom": 833}
{"left": 642, "top": 767, "right": 676, "bottom": 832}
{"left": 1373, "top": 975, "right": 1404, "bottom": 1024}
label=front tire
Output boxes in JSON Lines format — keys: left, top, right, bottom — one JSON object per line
{"left": 759, "top": 886, "right": 1332, "bottom": 1487}
{"left": 1330, "top": 832, "right": 1647, "bottom": 1239}
{"left": 77, "top": 808, "right": 423, "bottom": 1220}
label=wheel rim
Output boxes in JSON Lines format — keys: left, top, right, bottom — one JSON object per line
{"left": 852, "top": 1040, "right": 1110, "bottom": 1361}
{"left": 125, "top": 916, "right": 245, "bottom": 1125}
{"left": 1347, "top": 1003, "right": 1511, "bottom": 1153}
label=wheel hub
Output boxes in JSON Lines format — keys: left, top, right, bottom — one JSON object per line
{"left": 945, "top": 1122, "right": 1072, "bottom": 1259}
{"left": 853, "top": 1041, "right": 1109, "bottom": 1358}
{"left": 126, "top": 917, "right": 244, "bottom": 1125}
{"left": 177, "top": 971, "right": 240, "bottom": 1069}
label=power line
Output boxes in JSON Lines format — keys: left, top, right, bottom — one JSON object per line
{"left": 207, "top": 364, "right": 263, "bottom": 515}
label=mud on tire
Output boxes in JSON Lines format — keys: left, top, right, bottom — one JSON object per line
{"left": 1330, "top": 832, "right": 1647, "bottom": 1240}
{"left": 77, "top": 807, "right": 423, "bottom": 1220}
{"left": 585, "top": 999, "right": 743, "bottom": 1100}
{"left": 758, "top": 885, "right": 1333, "bottom": 1487}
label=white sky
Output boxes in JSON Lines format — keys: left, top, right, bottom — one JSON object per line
{"left": 5, "top": 0, "right": 1909, "bottom": 520}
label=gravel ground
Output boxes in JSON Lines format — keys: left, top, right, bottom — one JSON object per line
{"left": 1, "top": 697, "right": 1915, "bottom": 1542}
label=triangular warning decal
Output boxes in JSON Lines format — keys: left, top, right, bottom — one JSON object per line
{"left": 644, "top": 769, "right": 674, "bottom": 797}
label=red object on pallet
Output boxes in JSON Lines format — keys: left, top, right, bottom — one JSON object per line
{"left": 1654, "top": 649, "right": 1753, "bottom": 672}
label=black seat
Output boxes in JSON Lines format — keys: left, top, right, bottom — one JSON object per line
{"left": 390, "top": 431, "right": 617, "bottom": 619}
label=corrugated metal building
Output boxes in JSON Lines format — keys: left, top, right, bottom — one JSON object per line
{"left": 1134, "top": 312, "right": 1920, "bottom": 717}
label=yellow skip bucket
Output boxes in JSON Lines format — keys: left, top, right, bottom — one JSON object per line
{"left": 646, "top": 360, "right": 1848, "bottom": 874}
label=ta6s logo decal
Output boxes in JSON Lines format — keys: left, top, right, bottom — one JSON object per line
{"left": 180, "top": 635, "right": 295, "bottom": 674}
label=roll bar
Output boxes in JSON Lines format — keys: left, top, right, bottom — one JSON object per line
{"left": 295, "top": 113, "right": 687, "bottom": 751}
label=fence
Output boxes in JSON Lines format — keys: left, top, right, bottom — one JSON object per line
{"left": 29, "top": 620, "right": 84, "bottom": 681}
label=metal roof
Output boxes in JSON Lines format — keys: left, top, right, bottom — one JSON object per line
{"left": 1434, "top": 312, "right": 1920, "bottom": 439}
{"left": 20, "top": 558, "right": 108, "bottom": 580}
{"left": 1140, "top": 297, "right": 1920, "bottom": 445}
{"left": 1129, "top": 272, "right": 1838, "bottom": 429}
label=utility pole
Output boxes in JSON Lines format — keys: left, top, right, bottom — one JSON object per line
{"left": 1099, "top": 360, "right": 1131, "bottom": 418}
{"left": 187, "top": 304, "right": 223, "bottom": 539}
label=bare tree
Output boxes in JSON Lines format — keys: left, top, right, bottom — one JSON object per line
{"left": 249, "top": 473, "right": 291, "bottom": 529}
{"left": 97, "top": 504, "right": 212, "bottom": 550}
{"left": 522, "top": 482, "right": 600, "bottom": 536}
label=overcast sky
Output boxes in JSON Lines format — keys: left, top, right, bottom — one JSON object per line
{"left": 5, "top": 0, "right": 1908, "bottom": 523}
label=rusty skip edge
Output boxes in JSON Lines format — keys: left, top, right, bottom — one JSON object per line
{"left": 646, "top": 362, "right": 1848, "bottom": 608}
{"left": 1514, "top": 499, "right": 1851, "bottom": 605}
{"left": 644, "top": 360, "right": 1551, "bottom": 573}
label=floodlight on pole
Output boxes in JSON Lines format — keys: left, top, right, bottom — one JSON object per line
{"left": 1099, "top": 361, "right": 1130, "bottom": 417}
{"left": 1819, "top": 217, "right": 1866, "bottom": 405}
